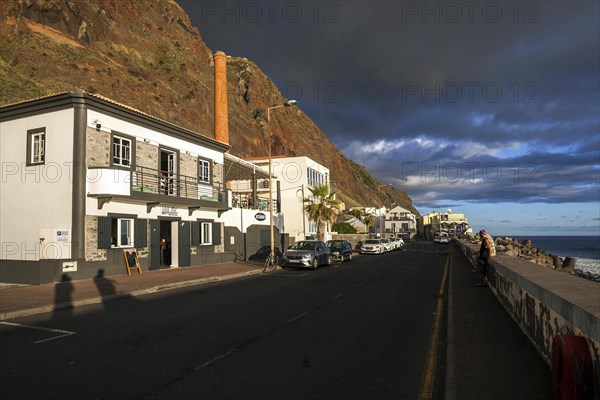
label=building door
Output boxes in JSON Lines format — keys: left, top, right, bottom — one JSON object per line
{"left": 260, "top": 229, "right": 270, "bottom": 248}
{"left": 179, "top": 221, "right": 191, "bottom": 267}
{"left": 160, "top": 220, "right": 172, "bottom": 267}
{"left": 160, "top": 149, "right": 177, "bottom": 195}
{"left": 150, "top": 220, "right": 160, "bottom": 270}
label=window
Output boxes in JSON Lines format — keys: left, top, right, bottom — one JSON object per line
{"left": 201, "top": 222, "right": 212, "bottom": 245}
{"left": 98, "top": 217, "right": 146, "bottom": 249}
{"left": 307, "top": 167, "right": 325, "bottom": 187}
{"left": 112, "top": 136, "right": 132, "bottom": 167}
{"left": 198, "top": 159, "right": 211, "bottom": 184}
{"left": 27, "top": 128, "right": 45, "bottom": 165}
{"left": 110, "top": 218, "right": 134, "bottom": 247}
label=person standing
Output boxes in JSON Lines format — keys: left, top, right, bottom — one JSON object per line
{"left": 477, "top": 229, "right": 496, "bottom": 287}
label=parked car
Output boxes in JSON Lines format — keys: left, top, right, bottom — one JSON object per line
{"left": 326, "top": 240, "right": 353, "bottom": 262}
{"left": 439, "top": 236, "right": 450, "bottom": 244}
{"left": 361, "top": 239, "right": 384, "bottom": 254}
{"left": 354, "top": 240, "right": 364, "bottom": 251}
{"left": 389, "top": 238, "right": 399, "bottom": 250}
{"left": 381, "top": 238, "right": 392, "bottom": 252}
{"left": 396, "top": 238, "right": 405, "bottom": 247}
{"left": 248, "top": 246, "right": 283, "bottom": 261}
{"left": 282, "top": 240, "right": 331, "bottom": 269}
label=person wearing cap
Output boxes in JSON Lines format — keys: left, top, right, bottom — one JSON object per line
{"left": 476, "top": 229, "right": 495, "bottom": 287}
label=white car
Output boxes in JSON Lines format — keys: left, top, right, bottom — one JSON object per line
{"left": 381, "top": 238, "right": 392, "bottom": 252}
{"left": 397, "top": 238, "right": 405, "bottom": 247}
{"left": 361, "top": 239, "right": 384, "bottom": 254}
{"left": 439, "top": 236, "right": 450, "bottom": 244}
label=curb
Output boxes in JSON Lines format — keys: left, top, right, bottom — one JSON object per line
{"left": 0, "top": 269, "right": 263, "bottom": 321}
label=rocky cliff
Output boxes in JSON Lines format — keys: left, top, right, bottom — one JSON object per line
{"left": 0, "top": 0, "right": 417, "bottom": 214}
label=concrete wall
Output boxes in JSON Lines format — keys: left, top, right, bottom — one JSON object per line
{"left": 0, "top": 108, "right": 75, "bottom": 261}
{"left": 456, "top": 240, "right": 600, "bottom": 393}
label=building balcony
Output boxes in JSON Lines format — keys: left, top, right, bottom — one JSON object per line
{"left": 87, "top": 165, "right": 228, "bottom": 214}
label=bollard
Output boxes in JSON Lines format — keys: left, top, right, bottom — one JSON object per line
{"left": 552, "top": 334, "right": 595, "bottom": 400}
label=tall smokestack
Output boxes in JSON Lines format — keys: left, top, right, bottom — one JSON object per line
{"left": 214, "top": 51, "right": 229, "bottom": 145}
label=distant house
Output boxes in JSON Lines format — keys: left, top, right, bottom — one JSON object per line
{"left": 345, "top": 217, "right": 367, "bottom": 233}
{"left": 374, "top": 206, "right": 417, "bottom": 239}
{"left": 244, "top": 156, "right": 332, "bottom": 242}
{"left": 418, "top": 209, "right": 469, "bottom": 240}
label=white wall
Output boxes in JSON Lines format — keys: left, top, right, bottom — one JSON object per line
{"left": 249, "top": 156, "right": 330, "bottom": 242}
{"left": 84, "top": 110, "right": 224, "bottom": 222}
{"left": 217, "top": 207, "right": 271, "bottom": 232}
{"left": 1, "top": 109, "right": 75, "bottom": 260}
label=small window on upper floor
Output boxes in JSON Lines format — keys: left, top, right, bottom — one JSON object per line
{"left": 112, "top": 135, "right": 132, "bottom": 167}
{"left": 27, "top": 128, "right": 45, "bottom": 166}
{"left": 198, "top": 158, "right": 211, "bottom": 184}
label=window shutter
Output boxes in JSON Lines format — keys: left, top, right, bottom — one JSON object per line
{"left": 212, "top": 222, "right": 222, "bottom": 245}
{"left": 135, "top": 219, "right": 147, "bottom": 247}
{"left": 97, "top": 217, "right": 112, "bottom": 249}
{"left": 191, "top": 221, "right": 200, "bottom": 245}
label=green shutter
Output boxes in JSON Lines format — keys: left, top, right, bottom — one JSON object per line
{"left": 98, "top": 217, "right": 112, "bottom": 249}
{"left": 212, "top": 222, "right": 222, "bottom": 245}
{"left": 192, "top": 221, "right": 200, "bottom": 245}
{"left": 135, "top": 219, "right": 147, "bottom": 247}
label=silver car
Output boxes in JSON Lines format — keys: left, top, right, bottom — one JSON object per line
{"left": 282, "top": 240, "right": 331, "bottom": 269}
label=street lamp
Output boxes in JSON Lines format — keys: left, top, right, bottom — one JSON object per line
{"left": 267, "top": 100, "right": 297, "bottom": 259}
{"left": 377, "top": 184, "right": 392, "bottom": 237}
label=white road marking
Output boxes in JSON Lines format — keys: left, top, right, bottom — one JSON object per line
{"left": 1, "top": 321, "right": 77, "bottom": 344}
{"left": 194, "top": 349, "right": 237, "bottom": 370}
{"left": 331, "top": 293, "right": 344, "bottom": 300}
{"left": 356, "top": 282, "right": 366, "bottom": 288}
{"left": 286, "top": 312, "right": 308, "bottom": 324}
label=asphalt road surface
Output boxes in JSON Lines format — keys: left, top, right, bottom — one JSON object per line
{"left": 1, "top": 242, "right": 449, "bottom": 399}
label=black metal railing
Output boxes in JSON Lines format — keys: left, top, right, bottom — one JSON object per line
{"left": 131, "top": 165, "right": 225, "bottom": 202}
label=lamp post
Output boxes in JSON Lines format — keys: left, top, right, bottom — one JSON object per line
{"left": 267, "top": 100, "right": 297, "bottom": 259}
{"left": 378, "top": 183, "right": 392, "bottom": 237}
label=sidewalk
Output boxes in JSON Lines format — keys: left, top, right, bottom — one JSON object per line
{"left": 448, "top": 243, "right": 552, "bottom": 399}
{"left": 0, "top": 261, "right": 264, "bottom": 320}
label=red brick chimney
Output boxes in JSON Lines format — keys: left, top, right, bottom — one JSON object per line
{"left": 214, "top": 51, "right": 229, "bottom": 145}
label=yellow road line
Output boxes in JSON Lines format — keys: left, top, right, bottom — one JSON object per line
{"left": 418, "top": 248, "right": 450, "bottom": 400}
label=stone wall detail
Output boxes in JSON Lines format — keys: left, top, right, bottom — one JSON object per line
{"left": 136, "top": 140, "right": 158, "bottom": 170}
{"left": 86, "top": 128, "right": 110, "bottom": 167}
{"left": 180, "top": 153, "right": 197, "bottom": 178}
{"left": 85, "top": 215, "right": 107, "bottom": 262}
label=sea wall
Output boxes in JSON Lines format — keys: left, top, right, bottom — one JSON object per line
{"left": 456, "top": 239, "right": 600, "bottom": 393}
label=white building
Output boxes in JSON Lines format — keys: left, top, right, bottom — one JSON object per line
{"left": 245, "top": 156, "right": 331, "bottom": 242}
{"left": 0, "top": 90, "right": 274, "bottom": 283}
{"left": 374, "top": 206, "right": 417, "bottom": 239}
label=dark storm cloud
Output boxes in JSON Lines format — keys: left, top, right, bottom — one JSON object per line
{"left": 178, "top": 0, "right": 599, "bottom": 206}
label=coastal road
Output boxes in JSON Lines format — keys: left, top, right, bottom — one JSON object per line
{"left": 0, "top": 242, "right": 449, "bottom": 399}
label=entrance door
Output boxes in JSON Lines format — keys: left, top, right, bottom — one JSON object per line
{"left": 260, "top": 229, "right": 270, "bottom": 248}
{"left": 160, "top": 220, "right": 172, "bottom": 267}
{"left": 150, "top": 220, "right": 160, "bottom": 270}
{"left": 179, "top": 221, "right": 191, "bottom": 267}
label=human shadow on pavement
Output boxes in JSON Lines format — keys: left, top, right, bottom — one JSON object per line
{"left": 52, "top": 273, "right": 74, "bottom": 319}
{"left": 93, "top": 269, "right": 118, "bottom": 307}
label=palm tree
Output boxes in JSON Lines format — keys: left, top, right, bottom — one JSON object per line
{"left": 303, "top": 184, "right": 341, "bottom": 241}
{"left": 362, "top": 214, "right": 374, "bottom": 233}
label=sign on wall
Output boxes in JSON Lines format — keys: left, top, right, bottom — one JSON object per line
{"left": 255, "top": 212, "right": 266, "bottom": 221}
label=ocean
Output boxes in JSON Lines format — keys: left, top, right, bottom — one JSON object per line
{"left": 512, "top": 236, "right": 600, "bottom": 282}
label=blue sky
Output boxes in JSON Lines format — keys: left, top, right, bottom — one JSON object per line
{"left": 178, "top": 1, "right": 600, "bottom": 236}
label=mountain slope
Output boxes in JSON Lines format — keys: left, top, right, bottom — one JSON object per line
{"left": 0, "top": 0, "right": 417, "bottom": 214}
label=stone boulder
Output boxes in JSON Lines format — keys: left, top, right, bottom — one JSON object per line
{"left": 522, "top": 239, "right": 532, "bottom": 247}
{"left": 552, "top": 255, "right": 562, "bottom": 269}
{"left": 561, "top": 257, "right": 576, "bottom": 273}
